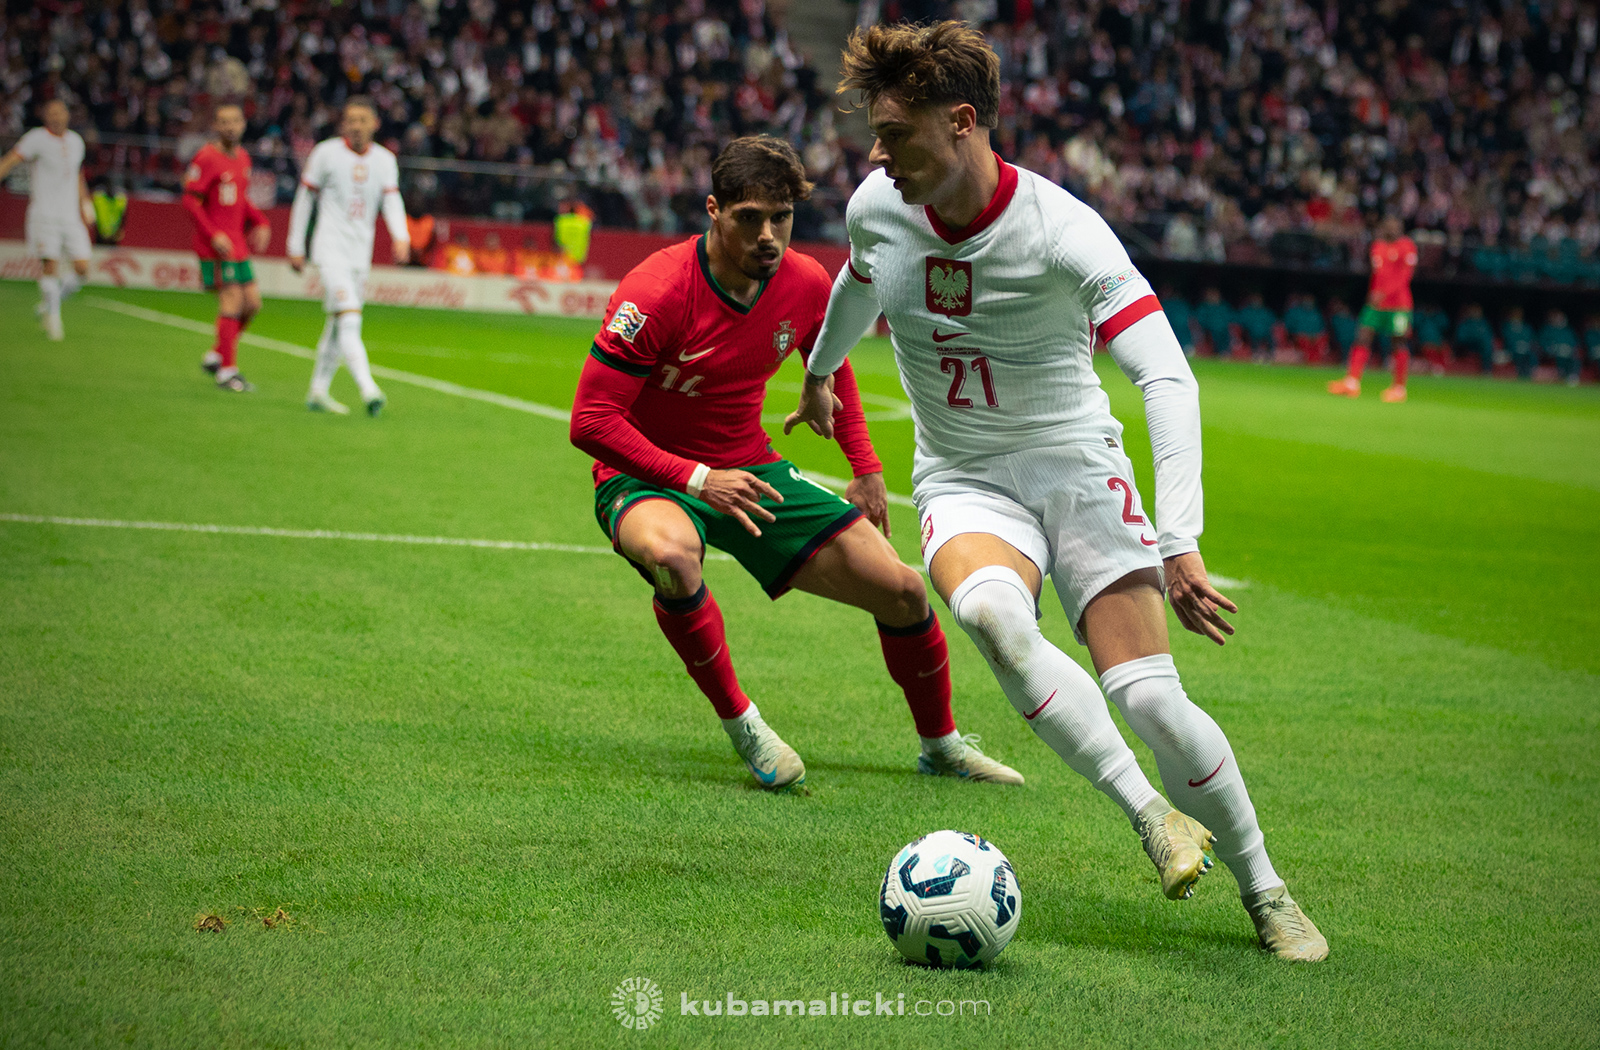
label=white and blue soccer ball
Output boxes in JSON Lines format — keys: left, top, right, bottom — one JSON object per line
{"left": 879, "top": 830, "right": 1021, "bottom": 969}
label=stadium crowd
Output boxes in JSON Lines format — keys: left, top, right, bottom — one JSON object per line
{"left": 2, "top": 0, "right": 1599, "bottom": 280}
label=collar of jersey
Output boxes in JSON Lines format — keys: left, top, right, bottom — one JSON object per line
{"left": 924, "top": 153, "right": 1019, "bottom": 245}
{"left": 697, "top": 235, "right": 768, "bottom": 315}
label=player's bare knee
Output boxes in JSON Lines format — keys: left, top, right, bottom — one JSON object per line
{"left": 873, "top": 566, "right": 930, "bottom": 627}
{"left": 639, "top": 539, "right": 702, "bottom": 595}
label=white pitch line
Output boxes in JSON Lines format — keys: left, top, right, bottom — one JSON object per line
{"left": 85, "top": 297, "right": 570, "bottom": 421}
{"left": 85, "top": 295, "right": 918, "bottom": 503}
{"left": 0, "top": 513, "right": 734, "bottom": 559}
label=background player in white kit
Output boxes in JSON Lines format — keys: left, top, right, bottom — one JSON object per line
{"left": 788, "top": 23, "right": 1327, "bottom": 962}
{"left": 287, "top": 97, "right": 410, "bottom": 416}
{"left": 0, "top": 100, "right": 94, "bottom": 341}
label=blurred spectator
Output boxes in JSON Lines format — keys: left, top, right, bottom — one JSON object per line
{"left": 1236, "top": 293, "right": 1278, "bottom": 362}
{"left": 475, "top": 232, "right": 510, "bottom": 276}
{"left": 404, "top": 204, "right": 436, "bottom": 269}
{"left": 1502, "top": 306, "right": 1537, "bottom": 380}
{"left": 1415, "top": 305, "right": 1451, "bottom": 376}
{"left": 1194, "top": 287, "right": 1237, "bottom": 358}
{"left": 1539, "top": 310, "right": 1581, "bottom": 386}
{"left": 1283, "top": 293, "right": 1329, "bottom": 364}
{"left": 1453, "top": 304, "right": 1497, "bottom": 374}
{"left": 513, "top": 235, "right": 545, "bottom": 281}
{"left": 554, "top": 199, "right": 595, "bottom": 269}
{"left": 1328, "top": 300, "right": 1358, "bottom": 363}
{"left": 440, "top": 232, "right": 476, "bottom": 277}
{"left": 1585, "top": 315, "right": 1600, "bottom": 373}
{"left": 1159, "top": 286, "right": 1198, "bottom": 356}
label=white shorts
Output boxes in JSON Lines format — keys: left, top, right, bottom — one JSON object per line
{"left": 26, "top": 211, "right": 92, "bottom": 262}
{"left": 318, "top": 262, "right": 368, "bottom": 313}
{"left": 915, "top": 440, "right": 1163, "bottom": 642}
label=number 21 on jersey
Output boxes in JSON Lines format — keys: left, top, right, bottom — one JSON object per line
{"left": 941, "top": 355, "right": 998, "bottom": 408}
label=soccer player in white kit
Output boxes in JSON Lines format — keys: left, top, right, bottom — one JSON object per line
{"left": 287, "top": 97, "right": 410, "bottom": 416}
{"left": 0, "top": 100, "right": 94, "bottom": 341}
{"left": 788, "top": 23, "right": 1327, "bottom": 961}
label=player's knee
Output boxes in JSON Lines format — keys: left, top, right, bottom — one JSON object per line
{"left": 637, "top": 537, "right": 702, "bottom": 593}
{"left": 948, "top": 567, "right": 1039, "bottom": 675}
{"left": 1099, "top": 656, "right": 1185, "bottom": 730}
{"left": 872, "top": 565, "right": 929, "bottom": 627}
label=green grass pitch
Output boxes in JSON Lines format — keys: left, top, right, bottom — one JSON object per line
{"left": 1, "top": 281, "right": 1596, "bottom": 1048}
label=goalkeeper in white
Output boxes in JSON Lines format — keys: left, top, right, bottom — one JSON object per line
{"left": 287, "top": 97, "right": 410, "bottom": 416}
{"left": 788, "top": 23, "right": 1326, "bottom": 962}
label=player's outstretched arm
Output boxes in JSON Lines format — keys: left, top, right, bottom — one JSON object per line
{"left": 1164, "top": 551, "right": 1237, "bottom": 645}
{"left": 0, "top": 149, "right": 24, "bottom": 182}
{"left": 286, "top": 181, "right": 315, "bottom": 271}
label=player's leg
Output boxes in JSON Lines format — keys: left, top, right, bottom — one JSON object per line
{"left": 307, "top": 307, "right": 348, "bottom": 413}
{"left": 613, "top": 495, "right": 803, "bottom": 790}
{"left": 30, "top": 215, "right": 65, "bottom": 340}
{"left": 61, "top": 223, "right": 91, "bottom": 301}
{"left": 1382, "top": 313, "right": 1410, "bottom": 402}
{"left": 927, "top": 524, "right": 1165, "bottom": 820}
{"left": 330, "top": 269, "right": 383, "bottom": 414}
{"left": 1330, "top": 312, "right": 1377, "bottom": 396}
{"left": 788, "top": 518, "right": 1022, "bottom": 784}
{"left": 211, "top": 279, "right": 253, "bottom": 392}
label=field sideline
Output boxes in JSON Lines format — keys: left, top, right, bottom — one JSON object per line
{"left": 1, "top": 282, "right": 1596, "bottom": 1048}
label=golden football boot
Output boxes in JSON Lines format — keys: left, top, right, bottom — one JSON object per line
{"left": 1135, "top": 800, "right": 1216, "bottom": 900}
{"left": 1243, "top": 884, "right": 1329, "bottom": 961}
{"left": 1326, "top": 376, "right": 1361, "bottom": 397}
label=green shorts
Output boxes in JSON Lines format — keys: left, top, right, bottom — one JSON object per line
{"left": 201, "top": 258, "right": 255, "bottom": 289}
{"left": 595, "top": 459, "right": 862, "bottom": 599}
{"left": 1358, "top": 306, "right": 1411, "bottom": 338}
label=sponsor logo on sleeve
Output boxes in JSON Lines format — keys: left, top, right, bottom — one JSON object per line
{"left": 925, "top": 257, "right": 972, "bottom": 318}
{"left": 607, "top": 301, "right": 649, "bottom": 343}
{"left": 1097, "top": 267, "right": 1140, "bottom": 296}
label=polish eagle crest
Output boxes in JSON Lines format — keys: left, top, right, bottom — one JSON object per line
{"left": 928, "top": 264, "right": 969, "bottom": 311}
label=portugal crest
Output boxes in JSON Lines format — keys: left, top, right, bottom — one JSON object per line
{"left": 772, "top": 319, "right": 797, "bottom": 360}
{"left": 925, "top": 257, "right": 972, "bottom": 317}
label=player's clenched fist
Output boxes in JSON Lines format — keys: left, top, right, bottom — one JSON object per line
{"left": 699, "top": 469, "right": 785, "bottom": 537}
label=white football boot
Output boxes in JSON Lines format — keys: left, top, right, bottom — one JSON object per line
{"left": 918, "top": 733, "right": 1025, "bottom": 785}
{"left": 306, "top": 393, "right": 350, "bottom": 415}
{"left": 723, "top": 708, "right": 805, "bottom": 792}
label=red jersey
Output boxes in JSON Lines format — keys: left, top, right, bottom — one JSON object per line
{"left": 1367, "top": 236, "right": 1418, "bottom": 310}
{"left": 571, "top": 236, "right": 882, "bottom": 489}
{"left": 182, "top": 143, "right": 267, "bottom": 260}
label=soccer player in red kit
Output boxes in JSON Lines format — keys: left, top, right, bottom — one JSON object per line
{"left": 1328, "top": 216, "right": 1417, "bottom": 403}
{"left": 570, "top": 137, "right": 1021, "bottom": 792}
{"left": 183, "top": 103, "right": 271, "bottom": 393}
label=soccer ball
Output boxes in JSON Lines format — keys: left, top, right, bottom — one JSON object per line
{"left": 878, "top": 830, "right": 1021, "bottom": 969}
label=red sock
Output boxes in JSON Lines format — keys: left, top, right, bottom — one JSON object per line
{"left": 1391, "top": 346, "right": 1410, "bottom": 387}
{"left": 215, "top": 316, "right": 241, "bottom": 369}
{"left": 877, "top": 611, "right": 956, "bottom": 739}
{"left": 654, "top": 585, "right": 750, "bottom": 720}
{"left": 1347, "top": 344, "right": 1370, "bottom": 380}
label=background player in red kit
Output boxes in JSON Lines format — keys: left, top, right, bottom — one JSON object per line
{"left": 570, "top": 137, "right": 1021, "bottom": 792}
{"left": 183, "top": 103, "right": 271, "bottom": 393}
{"left": 1328, "top": 215, "right": 1417, "bottom": 402}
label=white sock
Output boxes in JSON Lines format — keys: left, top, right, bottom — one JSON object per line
{"left": 1100, "top": 654, "right": 1281, "bottom": 895}
{"left": 59, "top": 272, "right": 81, "bottom": 297}
{"left": 310, "top": 316, "right": 340, "bottom": 397}
{"left": 921, "top": 729, "right": 963, "bottom": 756}
{"left": 950, "top": 566, "right": 1161, "bottom": 822}
{"left": 39, "top": 275, "right": 61, "bottom": 320}
{"left": 337, "top": 311, "right": 381, "bottom": 402}
{"left": 720, "top": 701, "right": 760, "bottom": 735}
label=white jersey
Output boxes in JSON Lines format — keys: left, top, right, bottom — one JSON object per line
{"left": 810, "top": 158, "right": 1204, "bottom": 557}
{"left": 287, "top": 137, "right": 407, "bottom": 267}
{"left": 13, "top": 127, "right": 86, "bottom": 222}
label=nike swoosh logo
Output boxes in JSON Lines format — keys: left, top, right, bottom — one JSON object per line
{"left": 916, "top": 658, "right": 949, "bottom": 679}
{"left": 749, "top": 763, "right": 779, "bottom": 784}
{"left": 931, "top": 330, "right": 968, "bottom": 343}
{"left": 693, "top": 646, "right": 723, "bottom": 667}
{"left": 1188, "top": 757, "right": 1226, "bottom": 787}
{"left": 1024, "top": 690, "right": 1056, "bottom": 720}
{"left": 678, "top": 345, "right": 717, "bottom": 362}
{"left": 1140, "top": 535, "right": 1158, "bottom": 547}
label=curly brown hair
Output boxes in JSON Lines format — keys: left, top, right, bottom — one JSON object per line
{"left": 710, "top": 136, "right": 814, "bottom": 206}
{"left": 838, "top": 21, "right": 1000, "bottom": 128}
